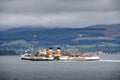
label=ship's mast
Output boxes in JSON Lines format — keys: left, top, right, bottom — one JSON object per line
{"left": 32, "top": 35, "right": 36, "bottom": 54}
{"left": 77, "top": 34, "right": 82, "bottom": 54}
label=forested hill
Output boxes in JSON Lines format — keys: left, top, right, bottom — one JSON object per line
{"left": 0, "top": 24, "right": 120, "bottom": 55}
{"left": 0, "top": 24, "right": 120, "bottom": 45}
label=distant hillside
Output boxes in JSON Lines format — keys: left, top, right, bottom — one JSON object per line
{"left": 0, "top": 24, "right": 120, "bottom": 45}
{"left": 0, "top": 24, "right": 120, "bottom": 55}
{"left": 86, "top": 24, "right": 120, "bottom": 37}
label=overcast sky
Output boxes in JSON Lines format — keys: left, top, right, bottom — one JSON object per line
{"left": 0, "top": 0, "right": 120, "bottom": 30}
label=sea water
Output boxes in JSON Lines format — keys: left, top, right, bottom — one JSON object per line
{"left": 0, "top": 55, "right": 120, "bottom": 80}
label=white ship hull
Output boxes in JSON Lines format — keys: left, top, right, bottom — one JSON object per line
{"left": 21, "top": 55, "right": 54, "bottom": 61}
{"left": 72, "top": 56, "right": 100, "bottom": 61}
{"left": 59, "top": 56, "right": 69, "bottom": 60}
{"left": 21, "top": 54, "right": 99, "bottom": 61}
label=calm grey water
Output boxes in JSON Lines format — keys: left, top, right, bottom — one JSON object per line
{"left": 0, "top": 55, "right": 120, "bottom": 80}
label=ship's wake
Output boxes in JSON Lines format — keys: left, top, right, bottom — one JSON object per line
{"left": 100, "top": 60, "right": 120, "bottom": 62}
{"left": 55, "top": 60, "right": 120, "bottom": 63}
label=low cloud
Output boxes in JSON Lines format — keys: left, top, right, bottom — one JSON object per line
{"left": 0, "top": 0, "right": 120, "bottom": 29}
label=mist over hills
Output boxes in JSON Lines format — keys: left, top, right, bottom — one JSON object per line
{"left": 0, "top": 24, "right": 120, "bottom": 55}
